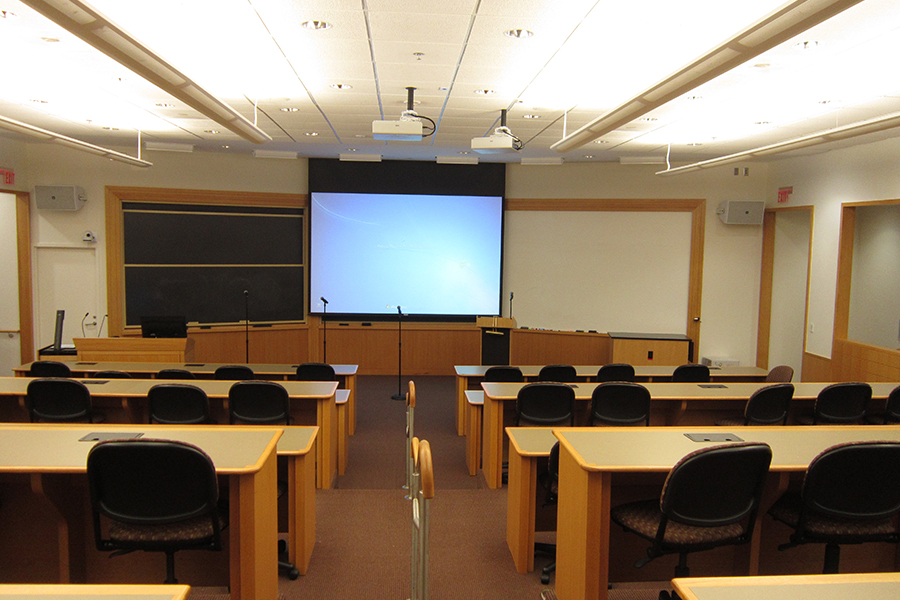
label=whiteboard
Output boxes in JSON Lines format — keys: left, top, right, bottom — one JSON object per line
{"left": 503, "top": 210, "right": 692, "bottom": 333}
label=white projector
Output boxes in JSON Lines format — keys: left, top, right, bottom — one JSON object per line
{"left": 471, "top": 133, "right": 519, "bottom": 153}
{"left": 372, "top": 119, "right": 423, "bottom": 141}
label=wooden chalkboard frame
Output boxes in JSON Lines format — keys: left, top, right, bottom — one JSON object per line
{"left": 106, "top": 187, "right": 307, "bottom": 336}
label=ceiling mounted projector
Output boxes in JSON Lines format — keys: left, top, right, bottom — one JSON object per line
{"left": 372, "top": 87, "right": 435, "bottom": 141}
{"left": 471, "top": 109, "right": 523, "bottom": 154}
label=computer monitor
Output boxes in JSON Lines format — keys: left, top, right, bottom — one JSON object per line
{"left": 140, "top": 315, "right": 188, "bottom": 338}
{"left": 53, "top": 309, "right": 65, "bottom": 350}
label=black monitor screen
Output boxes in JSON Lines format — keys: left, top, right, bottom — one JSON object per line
{"left": 141, "top": 315, "right": 188, "bottom": 338}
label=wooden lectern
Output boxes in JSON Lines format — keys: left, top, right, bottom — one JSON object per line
{"left": 73, "top": 337, "right": 195, "bottom": 362}
{"left": 476, "top": 317, "right": 517, "bottom": 365}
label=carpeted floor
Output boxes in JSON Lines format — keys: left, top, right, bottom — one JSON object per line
{"left": 200, "top": 375, "right": 667, "bottom": 600}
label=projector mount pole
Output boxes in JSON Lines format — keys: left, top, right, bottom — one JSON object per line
{"left": 391, "top": 306, "right": 404, "bottom": 400}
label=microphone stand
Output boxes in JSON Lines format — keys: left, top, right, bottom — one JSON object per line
{"left": 391, "top": 306, "right": 404, "bottom": 400}
{"left": 244, "top": 290, "right": 250, "bottom": 364}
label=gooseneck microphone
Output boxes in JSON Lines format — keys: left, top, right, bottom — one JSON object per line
{"left": 321, "top": 297, "right": 329, "bottom": 305}
{"left": 81, "top": 312, "right": 90, "bottom": 337}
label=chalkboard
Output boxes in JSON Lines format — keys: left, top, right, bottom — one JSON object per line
{"left": 122, "top": 203, "right": 304, "bottom": 326}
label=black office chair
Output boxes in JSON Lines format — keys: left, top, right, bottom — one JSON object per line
{"left": 797, "top": 382, "right": 871, "bottom": 425}
{"left": 596, "top": 363, "right": 635, "bottom": 383}
{"left": 148, "top": 384, "right": 212, "bottom": 424}
{"left": 515, "top": 382, "right": 576, "bottom": 427}
{"left": 226, "top": 380, "right": 299, "bottom": 579}
{"left": 536, "top": 441, "right": 560, "bottom": 584}
{"left": 590, "top": 382, "right": 651, "bottom": 426}
{"left": 214, "top": 365, "right": 255, "bottom": 380}
{"left": 715, "top": 383, "right": 794, "bottom": 427}
{"left": 26, "top": 377, "right": 97, "bottom": 423}
{"left": 228, "top": 380, "right": 291, "bottom": 425}
{"left": 538, "top": 364, "right": 577, "bottom": 383}
{"left": 765, "top": 365, "right": 794, "bottom": 383}
{"left": 866, "top": 385, "right": 900, "bottom": 424}
{"left": 768, "top": 441, "right": 900, "bottom": 574}
{"left": 484, "top": 365, "right": 524, "bottom": 382}
{"left": 295, "top": 362, "right": 335, "bottom": 381}
{"left": 611, "top": 442, "right": 772, "bottom": 599}
{"left": 87, "top": 438, "right": 224, "bottom": 584}
{"left": 28, "top": 360, "right": 72, "bottom": 378}
{"left": 671, "top": 364, "right": 710, "bottom": 383}
{"left": 156, "top": 368, "right": 196, "bottom": 380}
{"left": 93, "top": 370, "right": 132, "bottom": 379}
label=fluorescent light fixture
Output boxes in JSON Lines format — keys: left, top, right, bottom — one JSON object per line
{"left": 436, "top": 156, "right": 479, "bottom": 165}
{"left": 0, "top": 114, "right": 151, "bottom": 167}
{"left": 339, "top": 153, "right": 382, "bottom": 162}
{"left": 144, "top": 141, "right": 193, "bottom": 153}
{"left": 253, "top": 149, "right": 298, "bottom": 159}
{"left": 520, "top": 157, "right": 563, "bottom": 165}
{"left": 620, "top": 156, "right": 666, "bottom": 165}
{"left": 656, "top": 110, "right": 900, "bottom": 176}
{"left": 551, "top": 0, "right": 864, "bottom": 152}
{"left": 20, "top": 0, "right": 272, "bottom": 145}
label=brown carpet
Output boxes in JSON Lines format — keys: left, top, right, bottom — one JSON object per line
{"left": 266, "top": 375, "right": 665, "bottom": 600}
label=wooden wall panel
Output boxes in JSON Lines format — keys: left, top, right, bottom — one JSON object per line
{"left": 510, "top": 330, "right": 610, "bottom": 365}
{"left": 832, "top": 339, "right": 900, "bottom": 382}
{"left": 801, "top": 351, "right": 833, "bottom": 382}
{"left": 125, "top": 324, "right": 308, "bottom": 364}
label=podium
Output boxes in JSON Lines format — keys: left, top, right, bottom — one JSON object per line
{"left": 476, "top": 317, "right": 517, "bottom": 365}
{"left": 73, "top": 337, "right": 195, "bottom": 362}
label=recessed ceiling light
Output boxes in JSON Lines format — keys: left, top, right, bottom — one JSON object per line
{"left": 593, "top": 139, "right": 609, "bottom": 144}
{"left": 687, "top": 142, "right": 703, "bottom": 146}
{"left": 204, "top": 129, "right": 219, "bottom": 134}
{"left": 523, "top": 114, "right": 540, "bottom": 119}
{"left": 101, "top": 126, "right": 119, "bottom": 131}
{"left": 504, "top": 29, "right": 534, "bottom": 39}
{"left": 354, "top": 134, "right": 367, "bottom": 138}
{"left": 638, "top": 117, "right": 658, "bottom": 122}
{"left": 222, "top": 145, "right": 230, "bottom": 149}
{"left": 281, "top": 107, "right": 299, "bottom": 112}
{"left": 305, "top": 132, "right": 318, "bottom": 136}
{"left": 346, "top": 148, "right": 357, "bottom": 152}
{"left": 458, "top": 151, "right": 469, "bottom": 155}
{"left": 302, "top": 20, "right": 332, "bottom": 31}
{"left": 155, "top": 102, "right": 175, "bottom": 108}
{"left": 583, "top": 155, "right": 594, "bottom": 159}
{"left": 474, "top": 89, "right": 496, "bottom": 95}
{"left": 331, "top": 83, "right": 352, "bottom": 90}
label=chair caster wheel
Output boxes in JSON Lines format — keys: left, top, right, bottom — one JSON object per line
{"left": 541, "top": 574, "right": 550, "bottom": 584}
{"left": 288, "top": 568, "right": 300, "bottom": 580}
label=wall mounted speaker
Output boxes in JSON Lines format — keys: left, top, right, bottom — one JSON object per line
{"left": 717, "top": 200, "right": 764, "bottom": 225}
{"left": 35, "top": 185, "right": 86, "bottom": 211}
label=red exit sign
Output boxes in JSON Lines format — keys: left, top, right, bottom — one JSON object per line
{"left": 777, "top": 186, "right": 793, "bottom": 203}
{"left": 0, "top": 168, "right": 13, "bottom": 185}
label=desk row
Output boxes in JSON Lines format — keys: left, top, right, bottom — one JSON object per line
{"left": 0, "top": 377, "right": 346, "bottom": 489}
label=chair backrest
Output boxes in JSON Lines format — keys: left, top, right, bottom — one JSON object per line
{"left": 28, "top": 360, "right": 72, "bottom": 378}
{"left": 743, "top": 383, "right": 794, "bottom": 425}
{"left": 156, "top": 369, "right": 196, "bottom": 380}
{"left": 214, "top": 365, "right": 255, "bottom": 380}
{"left": 148, "top": 384, "right": 211, "bottom": 424}
{"left": 801, "top": 441, "right": 900, "bottom": 522}
{"left": 483, "top": 366, "right": 524, "bottom": 382}
{"left": 26, "top": 378, "right": 93, "bottom": 422}
{"left": 661, "top": 442, "right": 772, "bottom": 528}
{"left": 87, "top": 439, "right": 221, "bottom": 549}
{"left": 93, "top": 370, "right": 132, "bottom": 379}
{"left": 515, "top": 382, "right": 576, "bottom": 426}
{"left": 814, "top": 382, "right": 871, "bottom": 424}
{"left": 886, "top": 385, "right": 900, "bottom": 422}
{"left": 765, "top": 365, "right": 794, "bottom": 383}
{"left": 596, "top": 363, "right": 635, "bottom": 383}
{"left": 295, "top": 362, "right": 336, "bottom": 381}
{"left": 590, "top": 382, "right": 651, "bottom": 426}
{"left": 671, "top": 363, "right": 710, "bottom": 383}
{"left": 228, "top": 380, "right": 290, "bottom": 424}
{"left": 538, "top": 364, "right": 577, "bottom": 383}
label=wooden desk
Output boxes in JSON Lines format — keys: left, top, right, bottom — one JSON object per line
{"left": 480, "top": 381, "right": 899, "bottom": 489}
{"left": 73, "top": 338, "right": 195, "bottom": 362}
{"left": 671, "top": 573, "right": 900, "bottom": 600}
{"left": 552, "top": 425, "right": 900, "bottom": 600}
{"left": 454, "top": 365, "right": 769, "bottom": 435}
{"left": 0, "top": 583, "right": 191, "bottom": 600}
{"left": 14, "top": 362, "right": 360, "bottom": 435}
{"left": 0, "top": 424, "right": 281, "bottom": 600}
{"left": 0, "top": 377, "right": 339, "bottom": 489}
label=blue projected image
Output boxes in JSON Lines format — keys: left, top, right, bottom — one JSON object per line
{"left": 310, "top": 192, "right": 502, "bottom": 316}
